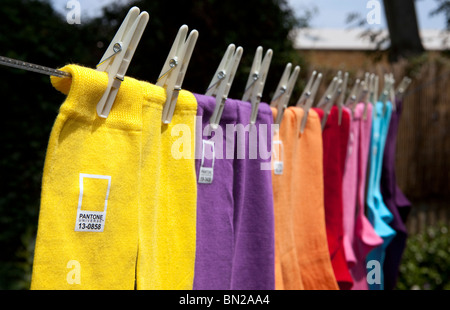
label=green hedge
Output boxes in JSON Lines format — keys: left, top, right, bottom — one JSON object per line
{"left": 397, "top": 222, "right": 450, "bottom": 290}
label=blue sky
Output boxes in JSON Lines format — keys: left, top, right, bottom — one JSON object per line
{"left": 287, "top": 0, "right": 446, "bottom": 30}
{"left": 51, "top": 0, "right": 447, "bottom": 30}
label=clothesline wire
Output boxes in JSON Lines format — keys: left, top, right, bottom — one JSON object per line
{"left": 0, "top": 55, "right": 71, "bottom": 78}
{"left": 0, "top": 54, "right": 448, "bottom": 101}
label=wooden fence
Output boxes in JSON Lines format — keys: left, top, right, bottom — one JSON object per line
{"left": 406, "top": 199, "right": 450, "bottom": 234}
{"left": 392, "top": 56, "right": 450, "bottom": 234}
{"left": 301, "top": 52, "right": 450, "bottom": 235}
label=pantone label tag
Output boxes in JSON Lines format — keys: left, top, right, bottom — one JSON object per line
{"left": 272, "top": 140, "right": 284, "bottom": 175}
{"left": 75, "top": 210, "right": 106, "bottom": 232}
{"left": 74, "top": 174, "right": 111, "bottom": 232}
{"left": 273, "top": 161, "right": 284, "bottom": 175}
{"left": 198, "top": 140, "right": 215, "bottom": 184}
{"left": 198, "top": 167, "right": 214, "bottom": 184}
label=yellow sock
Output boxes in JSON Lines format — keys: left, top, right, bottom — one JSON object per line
{"left": 136, "top": 84, "right": 198, "bottom": 290}
{"left": 32, "top": 64, "right": 198, "bottom": 290}
{"left": 31, "top": 64, "right": 145, "bottom": 289}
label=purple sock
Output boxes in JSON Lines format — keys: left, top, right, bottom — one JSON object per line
{"left": 231, "top": 99, "right": 275, "bottom": 290}
{"left": 192, "top": 94, "right": 275, "bottom": 290}
{"left": 381, "top": 98, "right": 411, "bottom": 290}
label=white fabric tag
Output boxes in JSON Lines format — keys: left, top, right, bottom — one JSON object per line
{"left": 198, "top": 140, "right": 215, "bottom": 184}
{"left": 272, "top": 140, "right": 284, "bottom": 175}
{"left": 74, "top": 173, "right": 111, "bottom": 232}
{"left": 198, "top": 166, "right": 214, "bottom": 184}
{"left": 273, "top": 161, "right": 284, "bottom": 175}
{"left": 75, "top": 210, "right": 106, "bottom": 232}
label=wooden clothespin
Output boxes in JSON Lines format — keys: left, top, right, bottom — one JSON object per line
{"left": 378, "top": 73, "right": 395, "bottom": 115}
{"left": 359, "top": 73, "right": 371, "bottom": 120}
{"left": 269, "top": 63, "right": 300, "bottom": 128}
{"left": 374, "top": 74, "right": 380, "bottom": 103}
{"left": 363, "top": 73, "right": 375, "bottom": 119}
{"left": 295, "top": 70, "right": 322, "bottom": 134}
{"left": 96, "top": 7, "right": 149, "bottom": 118}
{"left": 378, "top": 73, "right": 390, "bottom": 104}
{"left": 362, "top": 74, "right": 379, "bottom": 120}
{"left": 345, "top": 78, "right": 361, "bottom": 117}
{"left": 206, "top": 44, "right": 243, "bottom": 129}
{"left": 157, "top": 25, "right": 199, "bottom": 124}
{"left": 391, "top": 76, "right": 411, "bottom": 108}
{"left": 318, "top": 71, "right": 348, "bottom": 126}
{"left": 391, "top": 76, "right": 412, "bottom": 111}
{"left": 336, "top": 72, "right": 349, "bottom": 125}
{"left": 395, "top": 76, "right": 412, "bottom": 101}
{"left": 317, "top": 76, "right": 342, "bottom": 129}
{"left": 242, "top": 46, "right": 273, "bottom": 125}
{"left": 368, "top": 73, "right": 376, "bottom": 104}
{"left": 389, "top": 73, "right": 397, "bottom": 111}
{"left": 359, "top": 72, "right": 370, "bottom": 103}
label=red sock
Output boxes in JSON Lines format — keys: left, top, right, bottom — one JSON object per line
{"left": 313, "top": 106, "right": 354, "bottom": 290}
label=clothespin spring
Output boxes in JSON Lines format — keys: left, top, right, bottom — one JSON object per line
{"left": 205, "top": 70, "right": 226, "bottom": 93}
{"left": 244, "top": 73, "right": 260, "bottom": 94}
{"left": 272, "top": 86, "right": 287, "bottom": 103}
{"left": 96, "top": 43, "right": 123, "bottom": 68}
{"left": 157, "top": 58, "right": 178, "bottom": 83}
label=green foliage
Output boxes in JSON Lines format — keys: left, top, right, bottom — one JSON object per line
{"left": 430, "top": 0, "right": 450, "bottom": 31}
{"left": 397, "top": 223, "right": 450, "bottom": 290}
{"left": 0, "top": 0, "right": 109, "bottom": 290}
{"left": 0, "top": 0, "right": 309, "bottom": 289}
{"left": 91, "top": 0, "right": 309, "bottom": 101}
